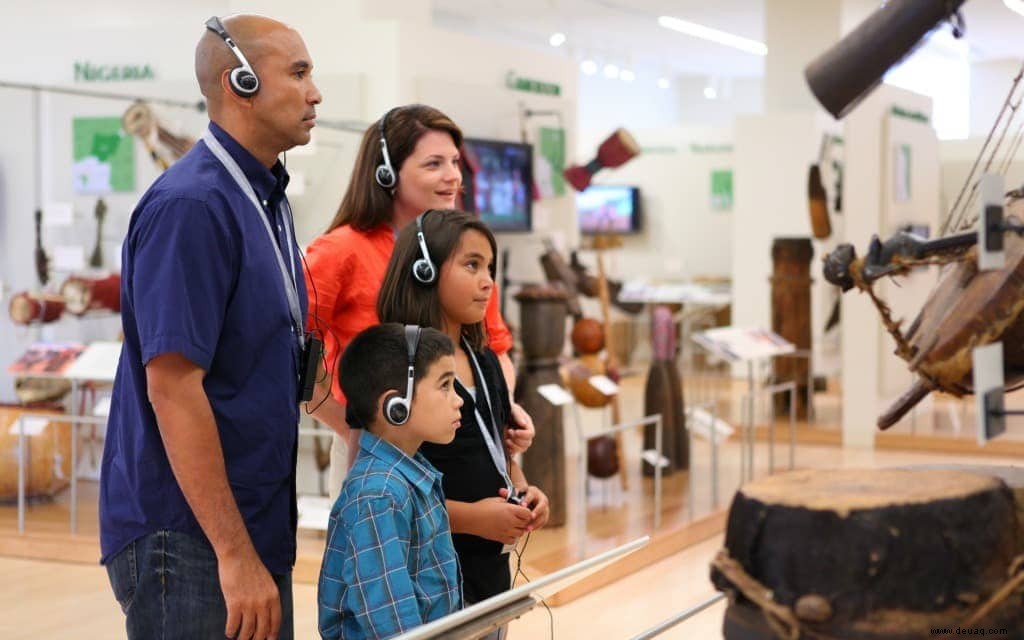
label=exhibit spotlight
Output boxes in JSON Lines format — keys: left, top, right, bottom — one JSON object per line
{"left": 804, "top": 0, "right": 967, "bottom": 119}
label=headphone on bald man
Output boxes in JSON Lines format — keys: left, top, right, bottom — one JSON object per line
{"left": 205, "top": 16, "right": 260, "bottom": 97}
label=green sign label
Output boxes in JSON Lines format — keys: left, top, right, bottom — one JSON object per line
{"left": 690, "top": 143, "right": 734, "bottom": 154}
{"left": 711, "top": 169, "right": 733, "bottom": 211}
{"left": 505, "top": 71, "right": 560, "bottom": 96}
{"left": 74, "top": 61, "right": 155, "bottom": 82}
{"left": 72, "top": 117, "right": 135, "bottom": 193}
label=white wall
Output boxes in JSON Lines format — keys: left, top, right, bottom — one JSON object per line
{"left": 841, "top": 84, "right": 935, "bottom": 447}
{"left": 575, "top": 126, "right": 734, "bottom": 282}
{"left": 969, "top": 58, "right": 1021, "bottom": 139}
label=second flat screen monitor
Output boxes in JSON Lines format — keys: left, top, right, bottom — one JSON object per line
{"left": 460, "top": 138, "right": 533, "bottom": 232}
{"left": 577, "top": 185, "right": 641, "bottom": 235}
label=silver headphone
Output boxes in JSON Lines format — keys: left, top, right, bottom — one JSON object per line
{"left": 204, "top": 17, "right": 260, "bottom": 97}
{"left": 412, "top": 210, "right": 438, "bottom": 285}
{"left": 375, "top": 108, "right": 397, "bottom": 189}
{"left": 384, "top": 325, "right": 421, "bottom": 425}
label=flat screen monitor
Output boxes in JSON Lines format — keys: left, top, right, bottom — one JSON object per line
{"left": 460, "top": 138, "right": 533, "bottom": 232}
{"left": 577, "top": 185, "right": 641, "bottom": 235}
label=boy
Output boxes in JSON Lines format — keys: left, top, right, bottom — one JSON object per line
{"left": 318, "top": 323, "right": 464, "bottom": 639}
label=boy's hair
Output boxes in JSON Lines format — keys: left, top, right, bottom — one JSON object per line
{"left": 377, "top": 209, "right": 497, "bottom": 352}
{"left": 340, "top": 323, "right": 454, "bottom": 430}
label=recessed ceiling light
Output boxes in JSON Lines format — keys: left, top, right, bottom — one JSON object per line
{"left": 603, "top": 63, "right": 619, "bottom": 79}
{"left": 658, "top": 15, "right": 767, "bottom": 56}
{"left": 581, "top": 59, "right": 598, "bottom": 75}
{"left": 703, "top": 86, "right": 717, "bottom": 99}
{"left": 657, "top": 77, "right": 671, "bottom": 89}
{"left": 549, "top": 32, "right": 566, "bottom": 47}
{"left": 620, "top": 69, "right": 635, "bottom": 83}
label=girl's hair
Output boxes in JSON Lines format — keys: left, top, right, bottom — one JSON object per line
{"left": 377, "top": 209, "right": 497, "bottom": 352}
{"left": 326, "top": 104, "right": 463, "bottom": 233}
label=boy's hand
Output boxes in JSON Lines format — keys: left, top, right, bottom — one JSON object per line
{"left": 472, "top": 497, "right": 531, "bottom": 545}
{"left": 505, "top": 402, "right": 535, "bottom": 454}
{"left": 503, "top": 486, "right": 549, "bottom": 532}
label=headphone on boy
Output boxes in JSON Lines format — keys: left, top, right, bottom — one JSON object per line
{"left": 412, "top": 210, "right": 439, "bottom": 285}
{"left": 375, "top": 108, "right": 398, "bottom": 189}
{"left": 384, "top": 325, "right": 422, "bottom": 425}
{"left": 204, "top": 16, "right": 260, "bottom": 97}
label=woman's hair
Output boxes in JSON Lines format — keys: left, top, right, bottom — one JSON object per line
{"left": 377, "top": 209, "right": 497, "bottom": 352}
{"left": 326, "top": 104, "right": 463, "bottom": 233}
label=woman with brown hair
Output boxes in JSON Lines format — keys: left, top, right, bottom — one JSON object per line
{"left": 303, "top": 104, "right": 533, "bottom": 495}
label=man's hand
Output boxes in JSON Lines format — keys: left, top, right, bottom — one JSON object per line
{"left": 219, "top": 546, "right": 281, "bottom": 640}
{"left": 505, "top": 402, "right": 535, "bottom": 454}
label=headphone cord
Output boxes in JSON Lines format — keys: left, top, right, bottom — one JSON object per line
{"left": 510, "top": 531, "right": 555, "bottom": 640}
{"left": 299, "top": 250, "right": 342, "bottom": 415}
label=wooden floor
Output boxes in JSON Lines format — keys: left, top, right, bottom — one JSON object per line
{"left": 3, "top": 369, "right": 1024, "bottom": 638}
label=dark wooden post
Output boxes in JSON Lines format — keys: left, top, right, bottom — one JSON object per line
{"left": 515, "top": 285, "right": 569, "bottom": 527}
{"left": 770, "top": 237, "right": 813, "bottom": 419}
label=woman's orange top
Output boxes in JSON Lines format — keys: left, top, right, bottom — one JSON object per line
{"left": 303, "top": 223, "right": 512, "bottom": 403}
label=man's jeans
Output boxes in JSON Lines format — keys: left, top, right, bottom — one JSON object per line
{"left": 105, "top": 530, "right": 293, "bottom": 639}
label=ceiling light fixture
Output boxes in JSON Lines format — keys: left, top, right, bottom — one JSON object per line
{"left": 1005, "top": 0, "right": 1024, "bottom": 17}
{"left": 657, "top": 77, "right": 671, "bottom": 89}
{"left": 620, "top": 69, "right": 635, "bottom": 83}
{"left": 658, "top": 15, "right": 767, "bottom": 56}
{"left": 581, "top": 59, "right": 598, "bottom": 75}
{"left": 703, "top": 86, "right": 717, "bottom": 100}
{"left": 549, "top": 32, "right": 567, "bottom": 47}
{"left": 603, "top": 63, "right": 620, "bottom": 79}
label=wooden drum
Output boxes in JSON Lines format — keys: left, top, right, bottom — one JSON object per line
{"left": 60, "top": 273, "right": 121, "bottom": 316}
{"left": 516, "top": 284, "right": 569, "bottom": 526}
{"left": 0, "top": 407, "right": 72, "bottom": 502}
{"left": 713, "top": 468, "right": 1024, "bottom": 638}
{"left": 770, "top": 238, "right": 812, "bottom": 419}
{"left": 8, "top": 291, "right": 65, "bottom": 325}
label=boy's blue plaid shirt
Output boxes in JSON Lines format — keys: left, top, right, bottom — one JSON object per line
{"left": 318, "top": 430, "right": 462, "bottom": 639}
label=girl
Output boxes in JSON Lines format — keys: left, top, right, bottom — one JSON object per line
{"left": 302, "top": 104, "right": 534, "bottom": 494}
{"left": 378, "top": 208, "right": 551, "bottom": 607}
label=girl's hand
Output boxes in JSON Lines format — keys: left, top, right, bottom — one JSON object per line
{"left": 471, "top": 497, "right": 532, "bottom": 545}
{"left": 504, "top": 486, "right": 549, "bottom": 532}
{"left": 505, "top": 402, "right": 535, "bottom": 454}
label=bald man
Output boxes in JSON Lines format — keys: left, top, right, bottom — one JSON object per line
{"left": 100, "top": 15, "right": 343, "bottom": 640}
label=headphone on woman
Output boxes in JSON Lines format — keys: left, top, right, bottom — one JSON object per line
{"left": 375, "top": 108, "right": 398, "bottom": 189}
{"left": 204, "top": 16, "right": 260, "bottom": 97}
{"left": 412, "top": 210, "right": 438, "bottom": 285}
{"left": 384, "top": 325, "right": 421, "bottom": 425}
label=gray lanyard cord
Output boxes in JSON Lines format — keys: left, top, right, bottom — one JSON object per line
{"left": 462, "top": 337, "right": 514, "bottom": 493}
{"left": 201, "top": 130, "right": 304, "bottom": 349}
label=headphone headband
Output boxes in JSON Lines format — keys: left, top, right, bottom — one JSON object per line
{"left": 412, "top": 210, "right": 438, "bottom": 284}
{"left": 385, "top": 324, "right": 421, "bottom": 426}
{"left": 375, "top": 107, "right": 398, "bottom": 189}
{"left": 205, "top": 16, "right": 260, "bottom": 97}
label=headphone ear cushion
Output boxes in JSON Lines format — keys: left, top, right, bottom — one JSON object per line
{"left": 412, "top": 259, "right": 436, "bottom": 284}
{"left": 384, "top": 392, "right": 410, "bottom": 425}
{"left": 229, "top": 67, "right": 259, "bottom": 96}
{"left": 376, "top": 165, "right": 396, "bottom": 189}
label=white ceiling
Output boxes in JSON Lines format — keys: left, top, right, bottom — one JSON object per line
{"left": 432, "top": 0, "right": 1024, "bottom": 80}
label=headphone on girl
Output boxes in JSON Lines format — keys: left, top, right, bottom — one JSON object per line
{"left": 375, "top": 108, "right": 398, "bottom": 189}
{"left": 412, "top": 210, "right": 438, "bottom": 285}
{"left": 204, "top": 16, "right": 260, "bottom": 97}
{"left": 384, "top": 325, "right": 421, "bottom": 425}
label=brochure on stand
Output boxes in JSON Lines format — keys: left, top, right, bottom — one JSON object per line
{"left": 692, "top": 326, "right": 794, "bottom": 363}
{"left": 7, "top": 342, "right": 85, "bottom": 375}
